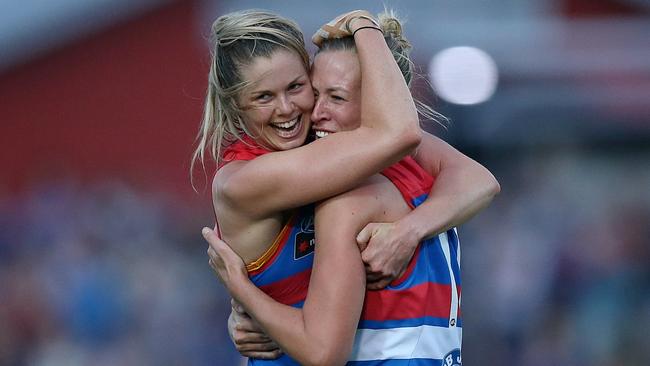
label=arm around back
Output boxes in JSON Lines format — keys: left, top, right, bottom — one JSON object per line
{"left": 406, "top": 131, "right": 500, "bottom": 241}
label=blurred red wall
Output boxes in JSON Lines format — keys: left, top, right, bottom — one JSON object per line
{"left": 0, "top": 0, "right": 210, "bottom": 198}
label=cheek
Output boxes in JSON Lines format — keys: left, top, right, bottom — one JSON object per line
{"left": 296, "top": 89, "right": 315, "bottom": 111}
{"left": 340, "top": 106, "right": 361, "bottom": 131}
{"left": 241, "top": 108, "right": 268, "bottom": 132}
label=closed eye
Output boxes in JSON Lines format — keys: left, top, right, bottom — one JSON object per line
{"left": 289, "top": 82, "right": 304, "bottom": 91}
{"left": 255, "top": 93, "right": 272, "bottom": 101}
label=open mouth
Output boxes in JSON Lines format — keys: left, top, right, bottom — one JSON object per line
{"left": 271, "top": 116, "right": 302, "bottom": 138}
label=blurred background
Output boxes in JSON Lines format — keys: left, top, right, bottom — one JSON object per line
{"left": 1, "top": 0, "right": 649, "bottom": 365}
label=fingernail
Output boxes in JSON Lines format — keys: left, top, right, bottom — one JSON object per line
{"left": 202, "top": 227, "right": 211, "bottom": 237}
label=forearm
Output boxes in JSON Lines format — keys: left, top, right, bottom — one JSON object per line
{"left": 354, "top": 22, "right": 420, "bottom": 143}
{"left": 230, "top": 283, "right": 319, "bottom": 365}
{"left": 229, "top": 272, "right": 359, "bottom": 366}
{"left": 399, "top": 164, "right": 500, "bottom": 241}
{"left": 205, "top": 227, "right": 357, "bottom": 365}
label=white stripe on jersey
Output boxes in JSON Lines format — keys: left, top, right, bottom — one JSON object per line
{"left": 349, "top": 325, "right": 462, "bottom": 361}
{"left": 440, "top": 232, "right": 459, "bottom": 326}
{"left": 453, "top": 228, "right": 461, "bottom": 309}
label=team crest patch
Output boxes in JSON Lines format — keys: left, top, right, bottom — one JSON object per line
{"left": 443, "top": 349, "right": 461, "bottom": 366}
{"left": 294, "top": 215, "right": 315, "bottom": 259}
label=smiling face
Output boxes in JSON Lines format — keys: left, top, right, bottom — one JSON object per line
{"left": 238, "top": 49, "right": 314, "bottom": 151}
{"left": 310, "top": 50, "right": 362, "bottom": 139}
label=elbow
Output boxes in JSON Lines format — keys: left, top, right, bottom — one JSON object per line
{"left": 486, "top": 171, "right": 501, "bottom": 197}
{"left": 396, "top": 121, "right": 422, "bottom": 155}
{"left": 491, "top": 177, "right": 501, "bottom": 196}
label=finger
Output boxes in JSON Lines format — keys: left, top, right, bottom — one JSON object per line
{"left": 233, "top": 330, "right": 274, "bottom": 344}
{"left": 202, "top": 227, "right": 215, "bottom": 241}
{"left": 356, "top": 224, "right": 375, "bottom": 249}
{"left": 367, "top": 277, "right": 392, "bottom": 290}
{"left": 239, "top": 349, "right": 283, "bottom": 360}
{"left": 204, "top": 229, "right": 243, "bottom": 266}
{"left": 207, "top": 245, "right": 216, "bottom": 258}
{"left": 360, "top": 247, "right": 376, "bottom": 263}
{"left": 231, "top": 298, "right": 247, "bottom": 315}
{"left": 203, "top": 227, "right": 228, "bottom": 253}
{"left": 363, "top": 256, "right": 385, "bottom": 274}
{"left": 365, "top": 271, "right": 383, "bottom": 283}
{"left": 235, "top": 339, "right": 279, "bottom": 350}
{"left": 234, "top": 318, "right": 265, "bottom": 333}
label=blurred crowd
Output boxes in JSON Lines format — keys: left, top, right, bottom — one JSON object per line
{"left": 462, "top": 146, "right": 650, "bottom": 365}
{"left": 0, "top": 179, "right": 240, "bottom": 365}
{"left": 1, "top": 145, "right": 649, "bottom": 366}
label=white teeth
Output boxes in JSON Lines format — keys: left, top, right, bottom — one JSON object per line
{"left": 315, "top": 130, "right": 329, "bottom": 138}
{"left": 274, "top": 118, "right": 298, "bottom": 129}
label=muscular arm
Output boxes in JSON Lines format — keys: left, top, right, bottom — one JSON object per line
{"left": 218, "top": 21, "right": 420, "bottom": 219}
{"left": 208, "top": 180, "right": 389, "bottom": 365}
{"left": 359, "top": 131, "right": 500, "bottom": 288}
{"left": 404, "top": 131, "right": 500, "bottom": 240}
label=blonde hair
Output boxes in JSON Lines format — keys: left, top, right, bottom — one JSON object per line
{"left": 191, "top": 10, "right": 309, "bottom": 182}
{"left": 316, "top": 10, "right": 448, "bottom": 127}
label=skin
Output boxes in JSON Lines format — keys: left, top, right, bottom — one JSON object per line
{"left": 213, "top": 40, "right": 500, "bottom": 362}
{"left": 237, "top": 49, "right": 313, "bottom": 152}
{"left": 206, "top": 13, "right": 424, "bottom": 358}
{"left": 311, "top": 50, "right": 500, "bottom": 288}
{"left": 213, "top": 17, "right": 422, "bottom": 269}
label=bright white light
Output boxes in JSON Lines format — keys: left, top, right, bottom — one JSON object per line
{"left": 428, "top": 46, "right": 498, "bottom": 105}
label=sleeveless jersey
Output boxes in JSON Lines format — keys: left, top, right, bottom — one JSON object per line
{"left": 217, "top": 137, "right": 314, "bottom": 366}
{"left": 347, "top": 156, "right": 463, "bottom": 366}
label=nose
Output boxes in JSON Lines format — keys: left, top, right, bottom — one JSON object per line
{"left": 276, "top": 94, "right": 293, "bottom": 117}
{"left": 311, "top": 96, "right": 328, "bottom": 125}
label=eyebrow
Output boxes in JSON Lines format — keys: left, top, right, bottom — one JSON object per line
{"left": 250, "top": 75, "right": 306, "bottom": 96}
{"left": 324, "top": 86, "right": 348, "bottom": 94}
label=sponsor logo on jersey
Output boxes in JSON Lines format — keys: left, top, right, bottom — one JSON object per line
{"left": 294, "top": 215, "right": 315, "bottom": 260}
{"left": 443, "top": 349, "right": 461, "bottom": 366}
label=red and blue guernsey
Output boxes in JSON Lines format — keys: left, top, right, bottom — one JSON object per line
{"left": 217, "top": 136, "right": 314, "bottom": 366}
{"left": 218, "top": 137, "right": 461, "bottom": 365}
{"left": 347, "top": 156, "right": 463, "bottom": 366}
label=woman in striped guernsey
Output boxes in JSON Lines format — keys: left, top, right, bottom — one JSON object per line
{"left": 205, "top": 9, "right": 499, "bottom": 366}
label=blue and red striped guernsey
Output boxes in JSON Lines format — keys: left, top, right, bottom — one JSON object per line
{"left": 347, "top": 156, "right": 463, "bottom": 366}
{"left": 217, "top": 137, "right": 314, "bottom": 366}
{"left": 217, "top": 138, "right": 461, "bottom": 365}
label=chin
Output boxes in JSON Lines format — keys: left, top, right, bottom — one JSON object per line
{"left": 279, "top": 136, "right": 307, "bottom": 150}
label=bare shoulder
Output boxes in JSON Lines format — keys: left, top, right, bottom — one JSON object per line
{"left": 211, "top": 161, "right": 285, "bottom": 264}
{"left": 212, "top": 160, "right": 247, "bottom": 205}
{"left": 316, "top": 175, "right": 409, "bottom": 228}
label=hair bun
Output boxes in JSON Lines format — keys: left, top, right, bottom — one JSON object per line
{"left": 379, "top": 17, "right": 401, "bottom": 38}
{"left": 378, "top": 11, "right": 411, "bottom": 51}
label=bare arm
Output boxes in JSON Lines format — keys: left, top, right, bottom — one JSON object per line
{"left": 358, "top": 131, "right": 500, "bottom": 289}
{"left": 206, "top": 184, "right": 383, "bottom": 365}
{"left": 405, "top": 131, "right": 500, "bottom": 237}
{"left": 218, "top": 13, "right": 420, "bottom": 219}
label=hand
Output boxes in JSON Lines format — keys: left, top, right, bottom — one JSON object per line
{"left": 203, "top": 227, "right": 248, "bottom": 292}
{"left": 356, "top": 222, "right": 419, "bottom": 290}
{"left": 228, "top": 299, "right": 283, "bottom": 359}
{"left": 312, "top": 9, "right": 378, "bottom": 46}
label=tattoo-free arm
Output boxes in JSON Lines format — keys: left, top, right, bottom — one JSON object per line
{"left": 205, "top": 191, "right": 373, "bottom": 365}
{"left": 358, "top": 131, "right": 500, "bottom": 289}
